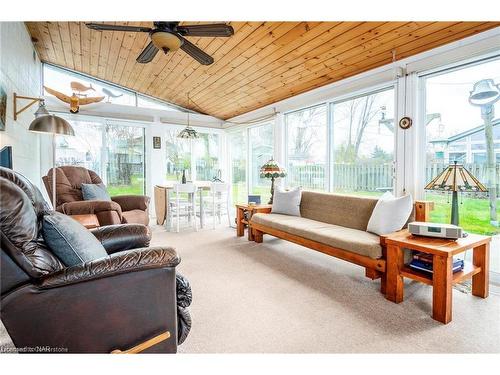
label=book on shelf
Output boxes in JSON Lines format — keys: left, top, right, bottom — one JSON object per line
{"left": 408, "top": 258, "right": 464, "bottom": 274}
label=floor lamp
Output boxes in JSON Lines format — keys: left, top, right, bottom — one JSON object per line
{"left": 14, "top": 94, "right": 74, "bottom": 208}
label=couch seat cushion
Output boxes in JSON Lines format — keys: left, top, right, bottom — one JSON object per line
{"left": 251, "top": 213, "right": 382, "bottom": 259}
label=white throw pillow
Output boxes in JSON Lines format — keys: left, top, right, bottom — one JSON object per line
{"left": 271, "top": 187, "right": 302, "bottom": 216}
{"left": 367, "top": 192, "right": 413, "bottom": 235}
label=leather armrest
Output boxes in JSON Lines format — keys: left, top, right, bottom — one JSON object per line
{"left": 60, "top": 200, "right": 123, "bottom": 216}
{"left": 111, "top": 195, "right": 150, "bottom": 212}
{"left": 39, "top": 247, "right": 179, "bottom": 289}
{"left": 91, "top": 224, "right": 151, "bottom": 254}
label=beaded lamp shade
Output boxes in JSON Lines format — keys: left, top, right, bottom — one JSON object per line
{"left": 260, "top": 159, "right": 286, "bottom": 179}
{"left": 177, "top": 126, "right": 199, "bottom": 139}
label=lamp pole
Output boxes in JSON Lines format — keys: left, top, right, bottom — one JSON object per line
{"left": 482, "top": 104, "right": 497, "bottom": 226}
{"left": 469, "top": 79, "right": 500, "bottom": 227}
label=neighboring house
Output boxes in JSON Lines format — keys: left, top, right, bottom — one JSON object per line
{"left": 429, "top": 119, "right": 500, "bottom": 164}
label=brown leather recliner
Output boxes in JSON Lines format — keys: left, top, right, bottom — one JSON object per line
{"left": 0, "top": 167, "right": 192, "bottom": 353}
{"left": 42, "top": 166, "right": 150, "bottom": 226}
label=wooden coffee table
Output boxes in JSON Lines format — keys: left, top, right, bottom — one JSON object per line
{"left": 235, "top": 204, "right": 272, "bottom": 241}
{"left": 383, "top": 229, "right": 491, "bottom": 324}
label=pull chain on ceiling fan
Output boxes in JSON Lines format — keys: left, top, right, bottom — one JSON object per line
{"left": 85, "top": 21, "right": 234, "bottom": 65}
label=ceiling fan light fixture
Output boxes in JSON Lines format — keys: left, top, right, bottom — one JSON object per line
{"left": 151, "top": 31, "right": 183, "bottom": 51}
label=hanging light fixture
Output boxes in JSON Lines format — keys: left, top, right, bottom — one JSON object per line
{"left": 177, "top": 93, "right": 199, "bottom": 139}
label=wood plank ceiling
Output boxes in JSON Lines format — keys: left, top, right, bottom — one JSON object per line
{"left": 25, "top": 21, "right": 500, "bottom": 120}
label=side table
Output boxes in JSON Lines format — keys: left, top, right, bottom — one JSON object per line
{"left": 235, "top": 204, "right": 272, "bottom": 241}
{"left": 383, "top": 229, "right": 491, "bottom": 324}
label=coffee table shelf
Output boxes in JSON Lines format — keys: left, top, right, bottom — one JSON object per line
{"left": 400, "top": 261, "right": 481, "bottom": 286}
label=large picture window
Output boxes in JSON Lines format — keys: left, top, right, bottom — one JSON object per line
{"left": 285, "top": 104, "right": 327, "bottom": 190}
{"left": 423, "top": 58, "right": 500, "bottom": 236}
{"left": 105, "top": 123, "right": 145, "bottom": 195}
{"left": 330, "top": 87, "right": 395, "bottom": 196}
{"left": 56, "top": 119, "right": 145, "bottom": 195}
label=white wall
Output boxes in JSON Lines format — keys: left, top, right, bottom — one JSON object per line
{"left": 0, "top": 22, "right": 43, "bottom": 186}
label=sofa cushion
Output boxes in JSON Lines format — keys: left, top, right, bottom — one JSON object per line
{"left": 299, "top": 191, "right": 378, "bottom": 231}
{"left": 81, "top": 183, "right": 111, "bottom": 201}
{"left": 251, "top": 213, "right": 382, "bottom": 259}
{"left": 272, "top": 187, "right": 302, "bottom": 216}
{"left": 42, "top": 211, "right": 107, "bottom": 267}
{"left": 367, "top": 192, "right": 413, "bottom": 235}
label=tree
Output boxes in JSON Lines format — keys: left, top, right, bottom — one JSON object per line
{"left": 336, "top": 94, "right": 382, "bottom": 163}
{"left": 290, "top": 106, "right": 325, "bottom": 159}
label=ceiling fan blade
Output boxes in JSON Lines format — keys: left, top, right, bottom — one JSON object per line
{"left": 85, "top": 23, "right": 152, "bottom": 33}
{"left": 180, "top": 38, "right": 214, "bottom": 65}
{"left": 176, "top": 23, "right": 234, "bottom": 37}
{"left": 136, "top": 42, "right": 160, "bottom": 64}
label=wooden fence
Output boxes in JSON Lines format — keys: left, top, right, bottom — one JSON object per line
{"left": 286, "top": 162, "right": 500, "bottom": 196}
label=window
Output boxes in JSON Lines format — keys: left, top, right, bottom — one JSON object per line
{"left": 137, "top": 95, "right": 180, "bottom": 111}
{"left": 43, "top": 64, "right": 180, "bottom": 111}
{"left": 330, "top": 87, "right": 395, "bottom": 196}
{"left": 423, "top": 57, "right": 500, "bottom": 239}
{"left": 194, "top": 133, "right": 220, "bottom": 181}
{"left": 105, "top": 123, "right": 145, "bottom": 195}
{"left": 249, "top": 122, "right": 274, "bottom": 202}
{"left": 285, "top": 104, "right": 327, "bottom": 190}
{"left": 165, "top": 130, "right": 191, "bottom": 181}
{"left": 55, "top": 120, "right": 102, "bottom": 175}
{"left": 44, "top": 65, "right": 136, "bottom": 106}
{"left": 55, "top": 118, "right": 145, "bottom": 195}
{"left": 229, "top": 130, "right": 247, "bottom": 204}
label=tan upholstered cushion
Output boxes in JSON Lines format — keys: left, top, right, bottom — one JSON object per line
{"left": 299, "top": 191, "right": 378, "bottom": 231}
{"left": 251, "top": 213, "right": 382, "bottom": 259}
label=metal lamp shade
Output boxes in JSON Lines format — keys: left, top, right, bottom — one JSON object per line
{"left": 28, "top": 115, "right": 74, "bottom": 136}
{"left": 469, "top": 79, "right": 500, "bottom": 106}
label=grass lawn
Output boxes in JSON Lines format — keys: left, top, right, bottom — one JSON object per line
{"left": 426, "top": 193, "right": 499, "bottom": 236}
{"left": 107, "top": 175, "right": 144, "bottom": 196}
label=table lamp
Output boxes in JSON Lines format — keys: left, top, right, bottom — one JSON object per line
{"left": 424, "top": 161, "right": 487, "bottom": 226}
{"left": 260, "top": 158, "right": 286, "bottom": 204}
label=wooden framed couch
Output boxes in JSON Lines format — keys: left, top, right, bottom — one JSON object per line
{"left": 249, "top": 190, "right": 432, "bottom": 293}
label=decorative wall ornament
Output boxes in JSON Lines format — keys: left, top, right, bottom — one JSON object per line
{"left": 153, "top": 136, "right": 162, "bottom": 149}
{"left": 44, "top": 86, "right": 104, "bottom": 114}
{"left": 0, "top": 85, "right": 6, "bottom": 131}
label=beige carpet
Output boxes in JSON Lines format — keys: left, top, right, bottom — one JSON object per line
{"left": 2, "top": 225, "right": 500, "bottom": 353}
{"left": 151, "top": 225, "right": 500, "bottom": 353}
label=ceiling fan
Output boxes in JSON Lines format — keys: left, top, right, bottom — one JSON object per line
{"left": 85, "top": 21, "right": 234, "bottom": 65}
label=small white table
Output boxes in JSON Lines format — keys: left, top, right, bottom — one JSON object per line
{"left": 156, "top": 181, "right": 212, "bottom": 229}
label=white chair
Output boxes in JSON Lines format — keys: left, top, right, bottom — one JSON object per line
{"left": 168, "top": 183, "right": 198, "bottom": 233}
{"left": 205, "top": 182, "right": 231, "bottom": 229}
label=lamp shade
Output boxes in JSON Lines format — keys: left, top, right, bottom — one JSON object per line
{"left": 424, "top": 162, "right": 487, "bottom": 192}
{"left": 28, "top": 115, "right": 74, "bottom": 136}
{"left": 260, "top": 159, "right": 286, "bottom": 179}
